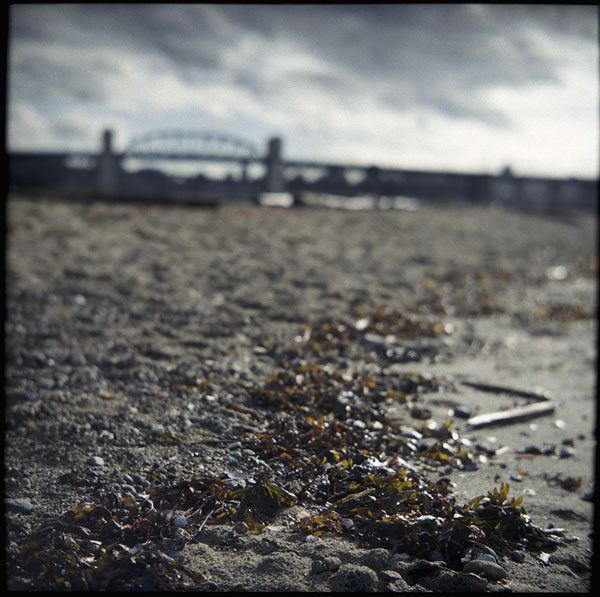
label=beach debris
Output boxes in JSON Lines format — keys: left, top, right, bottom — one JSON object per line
{"left": 287, "top": 304, "right": 452, "bottom": 364}
{"left": 466, "top": 401, "right": 556, "bottom": 429}
{"left": 544, "top": 473, "right": 584, "bottom": 492}
{"left": 411, "top": 268, "right": 509, "bottom": 317}
{"left": 534, "top": 303, "right": 591, "bottom": 322}
{"left": 6, "top": 303, "right": 581, "bottom": 590}
{"left": 460, "top": 380, "right": 551, "bottom": 400}
{"left": 536, "top": 552, "right": 552, "bottom": 565}
{"left": 460, "top": 380, "right": 555, "bottom": 429}
{"left": 8, "top": 493, "right": 210, "bottom": 590}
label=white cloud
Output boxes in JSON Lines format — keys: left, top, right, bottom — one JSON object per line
{"left": 7, "top": 4, "right": 599, "bottom": 179}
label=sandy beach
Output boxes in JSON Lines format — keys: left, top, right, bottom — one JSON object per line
{"left": 5, "top": 194, "right": 597, "bottom": 591}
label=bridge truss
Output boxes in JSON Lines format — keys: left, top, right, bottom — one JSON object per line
{"left": 122, "top": 130, "right": 262, "bottom": 163}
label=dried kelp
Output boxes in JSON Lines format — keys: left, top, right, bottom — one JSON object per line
{"left": 7, "top": 304, "right": 576, "bottom": 590}
{"left": 534, "top": 303, "right": 592, "bottom": 322}
{"left": 273, "top": 304, "right": 450, "bottom": 365}
{"left": 9, "top": 494, "right": 211, "bottom": 591}
{"left": 411, "top": 269, "right": 509, "bottom": 317}
{"left": 8, "top": 474, "right": 298, "bottom": 591}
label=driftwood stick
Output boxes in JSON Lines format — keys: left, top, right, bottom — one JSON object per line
{"left": 460, "top": 380, "right": 551, "bottom": 401}
{"left": 467, "top": 400, "right": 555, "bottom": 428}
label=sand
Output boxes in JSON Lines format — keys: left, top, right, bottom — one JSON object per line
{"left": 4, "top": 194, "right": 597, "bottom": 591}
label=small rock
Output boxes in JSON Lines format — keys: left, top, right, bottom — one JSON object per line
{"left": 559, "top": 446, "right": 576, "bottom": 459}
{"left": 5, "top": 497, "right": 35, "bottom": 513}
{"left": 130, "top": 473, "right": 146, "bottom": 485}
{"left": 87, "top": 456, "right": 105, "bottom": 467}
{"left": 463, "top": 559, "right": 507, "bottom": 581}
{"left": 451, "top": 405, "right": 472, "bottom": 419}
{"left": 511, "top": 550, "right": 526, "bottom": 563}
{"left": 38, "top": 377, "right": 55, "bottom": 390}
{"left": 234, "top": 522, "right": 249, "bottom": 535}
{"left": 120, "top": 484, "right": 138, "bottom": 497}
{"left": 521, "top": 445, "right": 541, "bottom": 455}
{"left": 323, "top": 556, "right": 342, "bottom": 572}
{"left": 172, "top": 515, "right": 187, "bottom": 528}
{"left": 311, "top": 560, "right": 326, "bottom": 574}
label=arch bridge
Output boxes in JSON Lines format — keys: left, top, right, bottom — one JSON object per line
{"left": 96, "top": 128, "right": 283, "bottom": 196}
{"left": 121, "top": 129, "right": 261, "bottom": 163}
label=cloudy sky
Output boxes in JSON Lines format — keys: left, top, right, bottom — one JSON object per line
{"left": 7, "top": 4, "right": 599, "bottom": 178}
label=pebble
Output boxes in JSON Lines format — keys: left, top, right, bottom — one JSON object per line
{"left": 323, "top": 556, "right": 342, "bottom": 572}
{"left": 463, "top": 559, "right": 507, "bottom": 581}
{"left": 130, "top": 473, "right": 146, "bottom": 485}
{"left": 559, "top": 446, "right": 576, "bottom": 459}
{"left": 311, "top": 560, "right": 326, "bottom": 574}
{"left": 87, "top": 456, "right": 105, "bottom": 467}
{"left": 120, "top": 482, "right": 138, "bottom": 494}
{"left": 38, "top": 377, "right": 55, "bottom": 390}
{"left": 5, "top": 497, "right": 35, "bottom": 513}
{"left": 451, "top": 405, "right": 471, "bottom": 419}
{"left": 511, "top": 550, "right": 526, "bottom": 563}
{"left": 172, "top": 515, "right": 187, "bottom": 528}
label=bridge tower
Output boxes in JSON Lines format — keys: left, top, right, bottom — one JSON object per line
{"left": 265, "top": 137, "right": 284, "bottom": 192}
{"left": 96, "top": 129, "right": 119, "bottom": 197}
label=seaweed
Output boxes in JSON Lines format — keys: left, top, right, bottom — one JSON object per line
{"left": 7, "top": 303, "right": 577, "bottom": 590}
{"left": 10, "top": 494, "right": 210, "bottom": 591}
{"left": 411, "top": 269, "right": 509, "bottom": 317}
{"left": 534, "top": 303, "right": 591, "bottom": 322}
